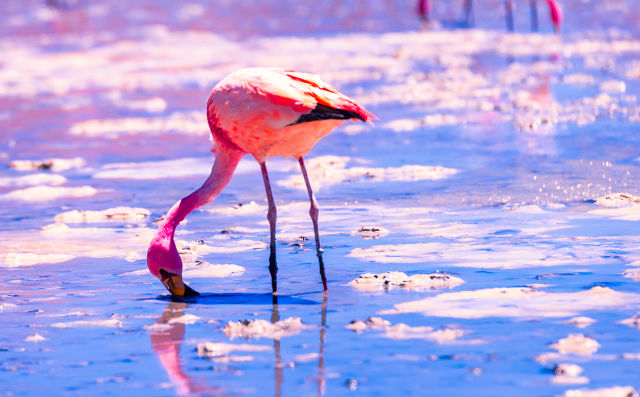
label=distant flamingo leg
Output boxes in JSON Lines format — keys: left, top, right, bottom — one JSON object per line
{"left": 463, "top": 0, "right": 474, "bottom": 26}
{"left": 504, "top": 0, "right": 514, "bottom": 32}
{"left": 297, "top": 157, "right": 328, "bottom": 291}
{"left": 260, "top": 161, "right": 278, "bottom": 293}
{"left": 529, "top": 0, "right": 539, "bottom": 31}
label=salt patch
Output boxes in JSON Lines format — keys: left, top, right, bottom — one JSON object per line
{"left": 550, "top": 334, "right": 600, "bottom": 355}
{"left": 551, "top": 375, "right": 590, "bottom": 385}
{"left": 117, "top": 268, "right": 148, "bottom": 277}
{"left": 595, "top": 193, "right": 640, "bottom": 207}
{"left": 561, "top": 386, "right": 638, "bottom": 397}
{"left": 563, "top": 74, "right": 596, "bottom": 86}
{"left": 54, "top": 207, "right": 150, "bottom": 223}
{"left": 386, "top": 325, "right": 465, "bottom": 343}
{"left": 351, "top": 226, "right": 389, "bottom": 239}
{"left": 349, "top": 271, "right": 464, "bottom": 291}
{"left": 278, "top": 155, "right": 457, "bottom": 190}
{"left": 24, "top": 334, "right": 47, "bottom": 343}
{"left": 94, "top": 156, "right": 283, "bottom": 180}
{"left": 619, "top": 315, "right": 640, "bottom": 329}
{"left": 554, "top": 363, "right": 584, "bottom": 377}
{"left": 294, "top": 352, "right": 321, "bottom": 363}
{"left": 196, "top": 342, "right": 270, "bottom": 358}
{"left": 349, "top": 240, "right": 616, "bottom": 269}
{"left": 143, "top": 323, "right": 172, "bottom": 332}
{"left": 208, "top": 201, "right": 266, "bottom": 216}
{"left": 223, "top": 317, "right": 313, "bottom": 340}
{"left": 93, "top": 157, "right": 211, "bottom": 180}
{"left": 167, "top": 314, "right": 199, "bottom": 325}
{"left": 182, "top": 262, "right": 245, "bottom": 278}
{"left": 0, "top": 303, "right": 18, "bottom": 312}
{"left": 40, "top": 223, "right": 71, "bottom": 233}
{"left": 0, "top": 186, "right": 97, "bottom": 202}
{"left": 69, "top": 111, "right": 206, "bottom": 138}
{"left": 346, "top": 317, "right": 391, "bottom": 333}
{"left": 117, "top": 97, "right": 167, "bottom": 113}
{"left": 622, "top": 268, "right": 640, "bottom": 282}
{"left": 346, "top": 317, "right": 470, "bottom": 344}
{"left": 0, "top": 173, "right": 66, "bottom": 188}
{"left": 10, "top": 157, "right": 86, "bottom": 172}
{"left": 51, "top": 318, "right": 123, "bottom": 328}
{"left": 600, "top": 80, "right": 626, "bottom": 94}
{"left": 590, "top": 205, "right": 640, "bottom": 221}
{"left": 381, "top": 286, "right": 640, "bottom": 319}
{"left": 564, "top": 317, "right": 596, "bottom": 328}
{"left": 1, "top": 253, "right": 74, "bottom": 267}
{"left": 383, "top": 114, "right": 459, "bottom": 132}
{"left": 177, "top": 239, "right": 266, "bottom": 263}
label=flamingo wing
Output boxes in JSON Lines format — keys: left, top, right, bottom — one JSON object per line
{"left": 208, "top": 68, "right": 375, "bottom": 159}
{"left": 283, "top": 70, "right": 376, "bottom": 125}
{"left": 242, "top": 68, "right": 375, "bottom": 126}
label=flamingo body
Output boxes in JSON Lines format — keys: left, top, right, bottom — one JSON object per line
{"left": 147, "top": 67, "right": 373, "bottom": 296}
{"left": 208, "top": 68, "right": 372, "bottom": 162}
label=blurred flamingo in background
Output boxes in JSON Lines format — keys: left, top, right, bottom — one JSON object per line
{"left": 147, "top": 67, "right": 374, "bottom": 297}
{"left": 418, "top": 0, "right": 562, "bottom": 33}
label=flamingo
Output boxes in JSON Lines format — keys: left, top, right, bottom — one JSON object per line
{"left": 417, "top": 0, "right": 563, "bottom": 33}
{"left": 146, "top": 67, "right": 375, "bottom": 297}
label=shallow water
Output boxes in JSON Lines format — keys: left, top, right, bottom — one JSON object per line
{"left": 2, "top": 1, "right": 640, "bottom": 396}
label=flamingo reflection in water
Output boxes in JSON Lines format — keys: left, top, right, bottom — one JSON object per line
{"left": 150, "top": 295, "right": 328, "bottom": 396}
{"left": 149, "top": 302, "right": 220, "bottom": 396}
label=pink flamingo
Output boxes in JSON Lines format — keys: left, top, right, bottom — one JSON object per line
{"left": 417, "top": 0, "right": 562, "bottom": 33}
{"left": 147, "top": 68, "right": 374, "bottom": 297}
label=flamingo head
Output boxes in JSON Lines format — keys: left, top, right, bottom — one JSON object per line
{"left": 546, "top": 0, "right": 563, "bottom": 34}
{"left": 159, "top": 269, "right": 200, "bottom": 297}
{"left": 147, "top": 235, "right": 199, "bottom": 297}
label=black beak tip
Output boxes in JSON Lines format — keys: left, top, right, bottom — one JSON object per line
{"left": 184, "top": 284, "right": 200, "bottom": 297}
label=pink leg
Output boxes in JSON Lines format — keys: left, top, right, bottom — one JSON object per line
{"left": 260, "top": 161, "right": 278, "bottom": 293}
{"left": 463, "top": 0, "right": 474, "bottom": 26}
{"left": 529, "top": 0, "right": 539, "bottom": 31}
{"left": 298, "top": 157, "right": 328, "bottom": 291}
{"left": 505, "top": 0, "right": 514, "bottom": 32}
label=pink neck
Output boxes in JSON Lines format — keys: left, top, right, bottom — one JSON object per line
{"left": 147, "top": 144, "right": 244, "bottom": 277}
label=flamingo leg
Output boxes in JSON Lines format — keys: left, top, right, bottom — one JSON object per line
{"left": 260, "top": 161, "right": 278, "bottom": 293}
{"left": 529, "top": 0, "right": 539, "bottom": 31}
{"left": 504, "top": 0, "right": 514, "bottom": 32}
{"left": 463, "top": 0, "right": 474, "bottom": 27}
{"left": 297, "top": 157, "right": 328, "bottom": 291}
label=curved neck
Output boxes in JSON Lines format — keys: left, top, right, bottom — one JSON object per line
{"left": 159, "top": 146, "right": 244, "bottom": 239}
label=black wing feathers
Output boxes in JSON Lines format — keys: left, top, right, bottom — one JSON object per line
{"left": 288, "top": 103, "right": 365, "bottom": 126}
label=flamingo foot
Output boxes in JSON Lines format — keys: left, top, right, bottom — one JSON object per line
{"left": 160, "top": 269, "right": 200, "bottom": 297}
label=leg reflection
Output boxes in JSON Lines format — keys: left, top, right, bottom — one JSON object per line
{"left": 150, "top": 302, "right": 221, "bottom": 396}
{"left": 272, "top": 295, "right": 283, "bottom": 397}
{"left": 317, "top": 293, "right": 327, "bottom": 396}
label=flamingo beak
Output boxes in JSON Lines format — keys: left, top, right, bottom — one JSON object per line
{"left": 161, "top": 272, "right": 200, "bottom": 297}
